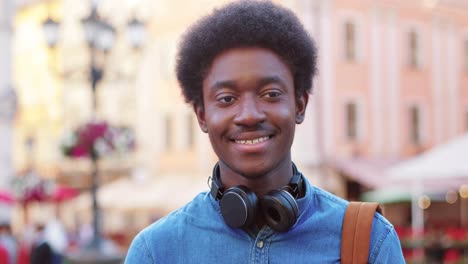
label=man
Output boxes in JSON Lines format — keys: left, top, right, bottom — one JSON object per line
{"left": 30, "top": 224, "right": 53, "bottom": 264}
{"left": 125, "top": 1, "right": 405, "bottom": 263}
{"left": 0, "top": 221, "right": 17, "bottom": 264}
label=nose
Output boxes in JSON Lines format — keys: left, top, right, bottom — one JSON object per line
{"left": 233, "top": 94, "right": 266, "bottom": 127}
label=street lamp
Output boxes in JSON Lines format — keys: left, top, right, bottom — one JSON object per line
{"left": 80, "top": 7, "right": 115, "bottom": 113}
{"left": 42, "top": 1, "right": 145, "bottom": 259}
{"left": 127, "top": 16, "right": 146, "bottom": 50}
{"left": 42, "top": 17, "right": 60, "bottom": 49}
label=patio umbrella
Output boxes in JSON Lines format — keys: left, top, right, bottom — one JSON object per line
{"left": 49, "top": 185, "right": 80, "bottom": 219}
{"left": 71, "top": 173, "right": 207, "bottom": 212}
{"left": 387, "top": 133, "right": 468, "bottom": 187}
{"left": 51, "top": 185, "right": 80, "bottom": 203}
{"left": 362, "top": 187, "right": 446, "bottom": 204}
{"left": 385, "top": 133, "right": 468, "bottom": 238}
{"left": 0, "top": 190, "right": 15, "bottom": 205}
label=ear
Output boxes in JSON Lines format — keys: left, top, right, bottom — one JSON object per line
{"left": 194, "top": 104, "right": 208, "bottom": 133}
{"left": 295, "top": 92, "right": 309, "bottom": 124}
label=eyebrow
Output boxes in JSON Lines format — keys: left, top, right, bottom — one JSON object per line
{"left": 209, "top": 75, "right": 287, "bottom": 92}
{"left": 209, "top": 80, "right": 237, "bottom": 91}
{"left": 257, "top": 76, "right": 286, "bottom": 87}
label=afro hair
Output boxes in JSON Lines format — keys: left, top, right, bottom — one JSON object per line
{"left": 176, "top": 0, "right": 318, "bottom": 107}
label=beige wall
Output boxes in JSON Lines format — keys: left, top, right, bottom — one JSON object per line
{"left": 11, "top": 0, "right": 468, "bottom": 220}
{"left": 311, "top": 0, "right": 468, "bottom": 158}
{"left": 133, "top": 0, "right": 468, "bottom": 193}
{"left": 0, "top": 0, "right": 15, "bottom": 190}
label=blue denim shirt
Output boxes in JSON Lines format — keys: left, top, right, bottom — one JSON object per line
{"left": 125, "top": 177, "right": 405, "bottom": 263}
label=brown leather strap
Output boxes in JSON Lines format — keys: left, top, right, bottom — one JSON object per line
{"left": 341, "top": 202, "right": 381, "bottom": 264}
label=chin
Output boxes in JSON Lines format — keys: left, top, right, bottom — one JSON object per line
{"left": 231, "top": 161, "right": 274, "bottom": 178}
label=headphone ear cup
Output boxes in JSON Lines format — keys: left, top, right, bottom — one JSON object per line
{"left": 260, "top": 190, "right": 299, "bottom": 232}
{"left": 219, "top": 185, "right": 258, "bottom": 229}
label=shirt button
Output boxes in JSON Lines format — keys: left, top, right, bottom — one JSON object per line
{"left": 257, "top": 240, "right": 264, "bottom": 249}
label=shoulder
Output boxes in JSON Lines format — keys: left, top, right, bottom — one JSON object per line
{"left": 305, "top": 183, "right": 404, "bottom": 262}
{"left": 306, "top": 185, "right": 395, "bottom": 236}
{"left": 314, "top": 184, "right": 405, "bottom": 263}
{"left": 311, "top": 185, "right": 349, "bottom": 209}
{"left": 295, "top": 184, "right": 348, "bottom": 238}
{"left": 125, "top": 229, "right": 153, "bottom": 263}
{"left": 125, "top": 192, "right": 214, "bottom": 263}
{"left": 305, "top": 184, "right": 349, "bottom": 219}
{"left": 35, "top": 242, "right": 52, "bottom": 251}
{"left": 308, "top": 185, "right": 396, "bottom": 237}
{"left": 138, "top": 191, "right": 211, "bottom": 239}
{"left": 368, "top": 212, "right": 405, "bottom": 262}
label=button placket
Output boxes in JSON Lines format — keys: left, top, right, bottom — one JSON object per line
{"left": 250, "top": 227, "right": 273, "bottom": 264}
{"left": 256, "top": 240, "right": 264, "bottom": 249}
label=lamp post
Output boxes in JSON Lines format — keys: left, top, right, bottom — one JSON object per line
{"left": 43, "top": 0, "right": 145, "bottom": 259}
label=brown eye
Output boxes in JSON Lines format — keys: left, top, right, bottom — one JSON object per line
{"left": 265, "top": 91, "right": 281, "bottom": 98}
{"left": 218, "top": 96, "right": 236, "bottom": 104}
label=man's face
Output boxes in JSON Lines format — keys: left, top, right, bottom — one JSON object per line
{"left": 195, "top": 47, "right": 307, "bottom": 179}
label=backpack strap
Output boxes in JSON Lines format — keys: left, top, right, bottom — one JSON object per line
{"left": 341, "top": 202, "right": 382, "bottom": 264}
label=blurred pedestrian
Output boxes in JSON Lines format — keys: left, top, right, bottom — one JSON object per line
{"left": 17, "top": 223, "right": 35, "bottom": 264}
{"left": 44, "top": 218, "right": 68, "bottom": 264}
{"left": 0, "top": 245, "right": 8, "bottom": 264}
{"left": 77, "top": 222, "right": 93, "bottom": 248}
{"left": 0, "top": 221, "right": 17, "bottom": 264}
{"left": 30, "top": 224, "right": 52, "bottom": 264}
{"left": 126, "top": 1, "right": 405, "bottom": 263}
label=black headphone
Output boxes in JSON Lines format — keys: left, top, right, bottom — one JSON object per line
{"left": 209, "top": 163, "right": 304, "bottom": 232}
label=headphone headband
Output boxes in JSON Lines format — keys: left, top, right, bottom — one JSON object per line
{"left": 210, "top": 162, "right": 303, "bottom": 200}
{"left": 209, "top": 162, "right": 304, "bottom": 232}
{"left": 209, "top": 163, "right": 224, "bottom": 200}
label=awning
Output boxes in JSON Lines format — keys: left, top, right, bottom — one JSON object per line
{"left": 70, "top": 173, "right": 209, "bottom": 213}
{"left": 331, "top": 157, "right": 400, "bottom": 188}
{"left": 387, "top": 133, "right": 468, "bottom": 190}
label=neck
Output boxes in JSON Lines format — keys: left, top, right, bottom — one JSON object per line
{"left": 218, "top": 159, "right": 294, "bottom": 197}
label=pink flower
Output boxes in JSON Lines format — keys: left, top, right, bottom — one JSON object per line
{"left": 62, "top": 121, "right": 135, "bottom": 159}
{"left": 70, "top": 145, "right": 88, "bottom": 158}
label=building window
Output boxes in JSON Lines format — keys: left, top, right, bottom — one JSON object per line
{"left": 159, "top": 42, "right": 174, "bottom": 79}
{"left": 409, "top": 106, "right": 422, "bottom": 145}
{"left": 165, "top": 114, "right": 172, "bottom": 150}
{"left": 187, "top": 114, "right": 195, "bottom": 149}
{"left": 344, "top": 21, "right": 356, "bottom": 62}
{"left": 345, "top": 102, "right": 358, "bottom": 141}
{"left": 465, "top": 110, "right": 468, "bottom": 132}
{"left": 408, "top": 30, "right": 420, "bottom": 68}
{"left": 464, "top": 39, "right": 468, "bottom": 72}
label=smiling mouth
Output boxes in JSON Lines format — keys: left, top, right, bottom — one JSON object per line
{"left": 234, "top": 136, "right": 270, "bottom": 145}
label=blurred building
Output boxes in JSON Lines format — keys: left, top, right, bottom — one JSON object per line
{"left": 13, "top": 0, "right": 151, "bottom": 181}
{"left": 0, "top": 0, "right": 16, "bottom": 190}
{"left": 137, "top": 0, "right": 468, "bottom": 198}
{"left": 10, "top": 0, "right": 468, "bottom": 239}
{"left": 290, "top": 0, "right": 468, "bottom": 199}
{"left": 12, "top": 0, "right": 150, "bottom": 232}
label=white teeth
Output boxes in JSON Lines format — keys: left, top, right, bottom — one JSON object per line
{"left": 235, "top": 136, "right": 269, "bottom": 145}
